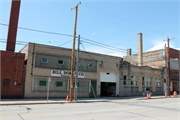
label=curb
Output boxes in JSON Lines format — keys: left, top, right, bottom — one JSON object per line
{"left": 0, "top": 96, "right": 179, "bottom": 106}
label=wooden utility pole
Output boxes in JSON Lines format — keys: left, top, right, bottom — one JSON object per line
{"left": 70, "top": 2, "right": 81, "bottom": 102}
{"left": 163, "top": 37, "right": 175, "bottom": 97}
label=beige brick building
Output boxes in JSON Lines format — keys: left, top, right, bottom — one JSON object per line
{"left": 20, "top": 42, "right": 164, "bottom": 98}
{"left": 123, "top": 33, "right": 179, "bottom": 94}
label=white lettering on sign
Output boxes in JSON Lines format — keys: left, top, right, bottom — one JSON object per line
{"left": 51, "top": 70, "right": 85, "bottom": 78}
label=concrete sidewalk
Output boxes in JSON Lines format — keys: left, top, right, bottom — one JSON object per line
{"left": 0, "top": 95, "right": 179, "bottom": 106}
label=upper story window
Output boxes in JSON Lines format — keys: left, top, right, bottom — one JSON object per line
{"left": 131, "top": 76, "right": 138, "bottom": 86}
{"left": 41, "top": 58, "right": 48, "bottom": 63}
{"left": 143, "top": 77, "right": 152, "bottom": 86}
{"left": 58, "top": 60, "right": 64, "bottom": 65}
{"left": 88, "top": 63, "right": 93, "bottom": 68}
{"left": 156, "top": 78, "right": 161, "bottom": 87}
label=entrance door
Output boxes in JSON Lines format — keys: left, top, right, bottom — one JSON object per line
{"left": 173, "top": 82, "right": 177, "bottom": 91}
{"left": 90, "top": 80, "right": 97, "bottom": 98}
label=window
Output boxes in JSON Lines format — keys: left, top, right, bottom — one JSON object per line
{"left": 3, "top": 79, "right": 10, "bottom": 87}
{"left": 134, "top": 76, "right": 138, "bottom": 86}
{"left": 88, "top": 63, "right": 93, "bottom": 68}
{"left": 142, "top": 77, "right": 145, "bottom": 86}
{"left": 41, "top": 58, "right": 48, "bottom": 63}
{"left": 73, "top": 82, "right": 79, "bottom": 87}
{"left": 39, "top": 81, "right": 46, "bottom": 86}
{"left": 123, "top": 76, "right": 127, "bottom": 86}
{"left": 156, "top": 78, "right": 161, "bottom": 87}
{"left": 56, "top": 82, "right": 63, "bottom": 87}
{"left": 131, "top": 76, "right": 138, "bottom": 86}
{"left": 58, "top": 60, "right": 64, "bottom": 65}
{"left": 143, "top": 77, "right": 152, "bottom": 86}
{"left": 131, "top": 76, "right": 134, "bottom": 86}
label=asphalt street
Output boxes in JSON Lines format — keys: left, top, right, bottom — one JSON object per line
{"left": 0, "top": 97, "right": 180, "bottom": 120}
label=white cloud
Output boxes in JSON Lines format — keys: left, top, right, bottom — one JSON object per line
{"left": 81, "top": 45, "right": 125, "bottom": 57}
{"left": 109, "top": 52, "right": 125, "bottom": 57}
{"left": 146, "top": 39, "right": 176, "bottom": 52}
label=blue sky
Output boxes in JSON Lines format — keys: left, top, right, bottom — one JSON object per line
{"left": 0, "top": 0, "right": 179, "bottom": 57}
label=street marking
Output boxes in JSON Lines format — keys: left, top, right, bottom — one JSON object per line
{"left": 0, "top": 113, "right": 53, "bottom": 118}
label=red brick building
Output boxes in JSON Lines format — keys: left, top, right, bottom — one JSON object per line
{"left": 1, "top": 0, "right": 25, "bottom": 98}
{"left": 1, "top": 51, "right": 25, "bottom": 98}
{"left": 168, "top": 48, "right": 180, "bottom": 94}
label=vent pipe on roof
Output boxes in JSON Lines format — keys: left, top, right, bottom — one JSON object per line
{"left": 137, "top": 33, "right": 143, "bottom": 66}
{"left": 127, "top": 49, "right": 131, "bottom": 56}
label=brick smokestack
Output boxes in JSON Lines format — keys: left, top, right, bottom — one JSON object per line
{"left": 6, "top": 0, "right": 21, "bottom": 52}
{"left": 137, "top": 33, "right": 143, "bottom": 66}
{"left": 127, "top": 49, "right": 131, "bottom": 56}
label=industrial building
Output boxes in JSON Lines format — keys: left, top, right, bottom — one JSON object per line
{"left": 19, "top": 33, "right": 165, "bottom": 98}
{"left": 1, "top": 0, "right": 178, "bottom": 99}
{"left": 124, "top": 34, "right": 180, "bottom": 94}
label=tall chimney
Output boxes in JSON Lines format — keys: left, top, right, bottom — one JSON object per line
{"left": 127, "top": 49, "right": 131, "bottom": 56}
{"left": 137, "top": 33, "right": 143, "bottom": 66}
{"left": 6, "top": 0, "right": 21, "bottom": 52}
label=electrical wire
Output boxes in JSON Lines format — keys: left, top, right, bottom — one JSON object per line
{"left": 0, "top": 39, "right": 166, "bottom": 68}
{"left": 0, "top": 39, "right": 73, "bottom": 52}
{"left": 0, "top": 23, "right": 74, "bottom": 38}
{"left": 81, "top": 43, "right": 101, "bottom": 62}
{"left": 81, "top": 40, "right": 128, "bottom": 54}
{"left": 81, "top": 39, "right": 165, "bottom": 59}
{"left": 0, "top": 23, "right": 136, "bottom": 54}
{"left": 81, "top": 37, "right": 137, "bottom": 54}
{"left": 0, "top": 38, "right": 165, "bottom": 60}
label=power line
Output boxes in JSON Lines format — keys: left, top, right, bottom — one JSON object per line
{"left": 81, "top": 43, "right": 101, "bottom": 62}
{"left": 0, "top": 23, "right": 135, "bottom": 54}
{"left": 59, "top": 40, "right": 72, "bottom": 47}
{"left": 81, "top": 40, "right": 165, "bottom": 59}
{"left": 80, "top": 42, "right": 124, "bottom": 62}
{"left": 81, "top": 37, "right": 137, "bottom": 54}
{"left": 0, "top": 39, "right": 73, "bottom": 52}
{"left": 0, "top": 38, "right": 29, "bottom": 44}
{"left": 0, "top": 23, "right": 74, "bottom": 38}
{"left": 0, "top": 39, "right": 165, "bottom": 68}
{"left": 81, "top": 40, "right": 128, "bottom": 54}
{"left": 0, "top": 38, "right": 164, "bottom": 60}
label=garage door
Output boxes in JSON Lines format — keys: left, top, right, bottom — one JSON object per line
{"left": 100, "top": 72, "right": 117, "bottom": 83}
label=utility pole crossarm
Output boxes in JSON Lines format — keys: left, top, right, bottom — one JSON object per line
{"left": 71, "top": 2, "right": 81, "bottom": 11}
{"left": 163, "top": 37, "right": 175, "bottom": 41}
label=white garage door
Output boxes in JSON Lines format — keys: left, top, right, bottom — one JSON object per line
{"left": 100, "top": 72, "right": 117, "bottom": 83}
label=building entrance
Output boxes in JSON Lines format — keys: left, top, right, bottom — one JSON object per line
{"left": 101, "top": 82, "right": 116, "bottom": 97}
